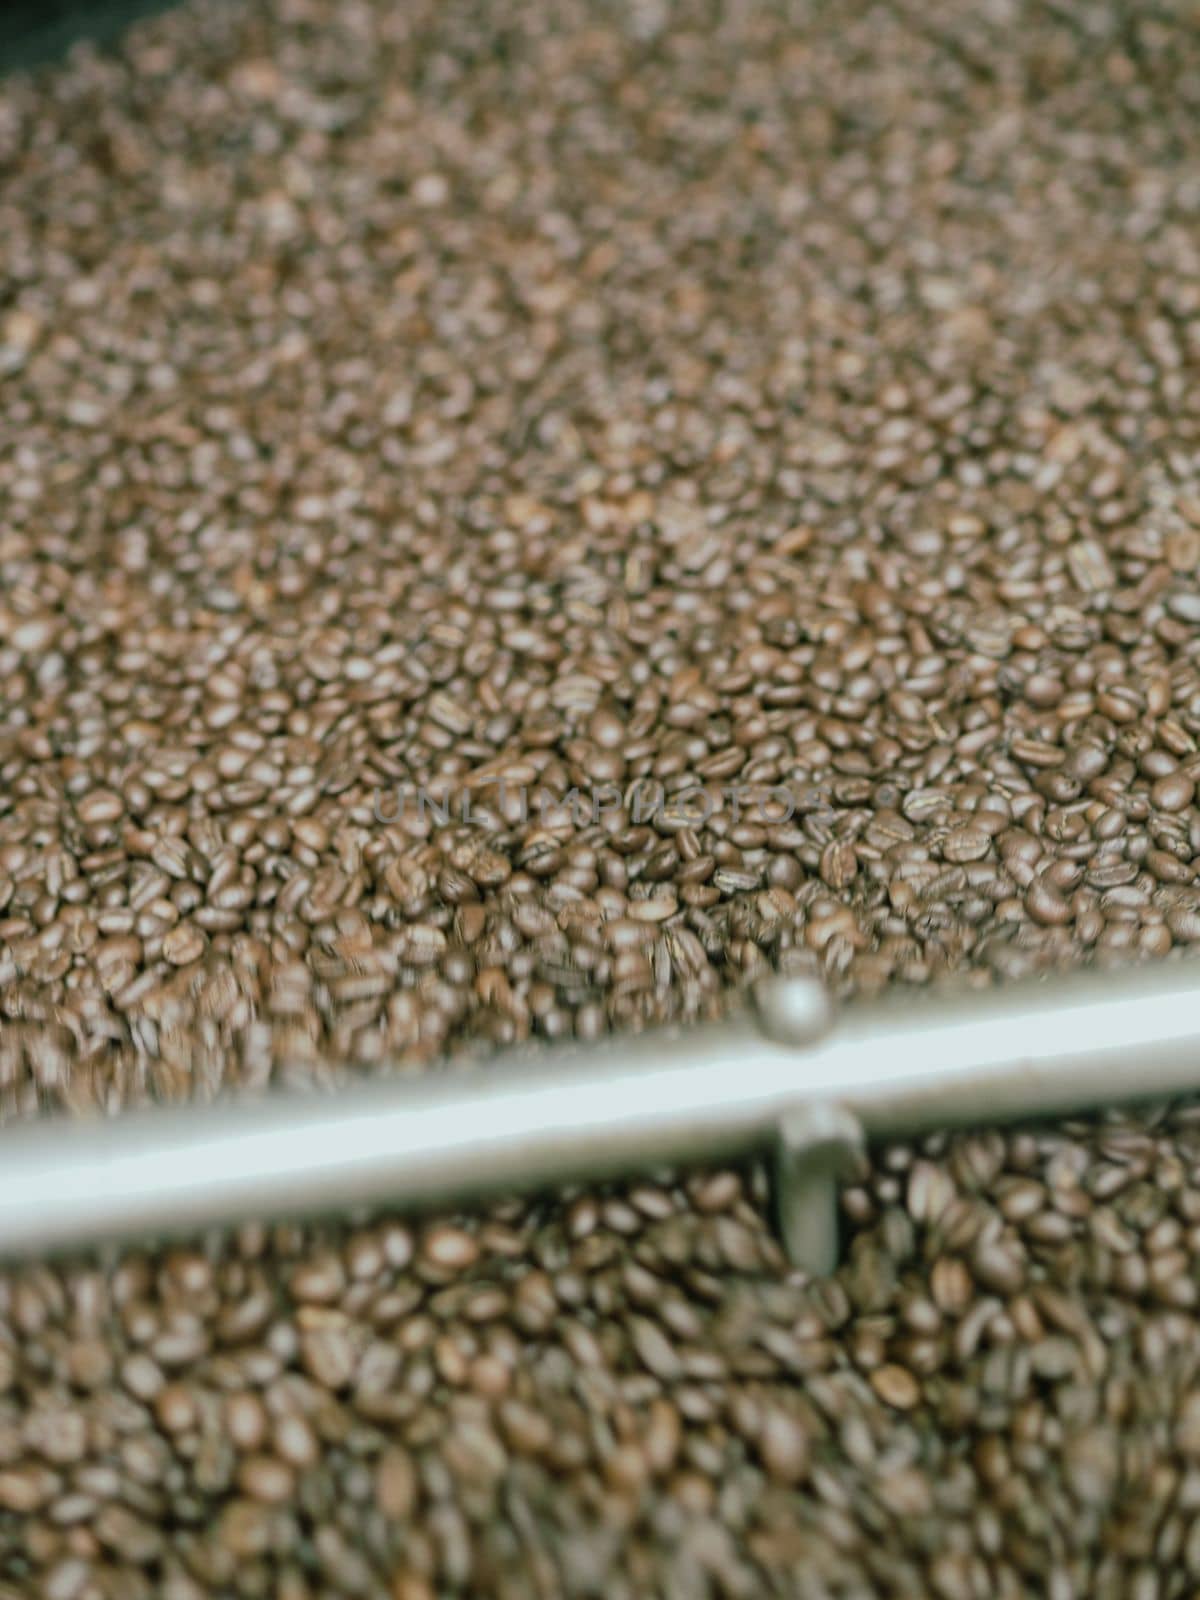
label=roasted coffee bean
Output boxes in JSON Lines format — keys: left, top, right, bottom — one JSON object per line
{"left": 5, "top": 0, "right": 1200, "bottom": 1592}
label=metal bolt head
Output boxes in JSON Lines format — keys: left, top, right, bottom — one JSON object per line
{"left": 752, "top": 974, "right": 835, "bottom": 1049}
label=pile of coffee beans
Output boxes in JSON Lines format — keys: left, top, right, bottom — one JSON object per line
{"left": 3, "top": 0, "right": 1200, "bottom": 1593}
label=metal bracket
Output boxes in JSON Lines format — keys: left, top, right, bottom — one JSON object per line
{"left": 773, "top": 1101, "right": 863, "bottom": 1276}
{"left": 750, "top": 974, "right": 860, "bottom": 1274}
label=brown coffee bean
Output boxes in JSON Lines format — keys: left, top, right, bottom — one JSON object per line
{"left": 421, "top": 1226, "right": 479, "bottom": 1274}
{"left": 1025, "top": 877, "right": 1072, "bottom": 926}
{"left": 298, "top": 1314, "right": 359, "bottom": 1389}
{"left": 225, "top": 1394, "right": 267, "bottom": 1453}
{"left": 273, "top": 1413, "right": 318, "bottom": 1471}
{"left": 162, "top": 925, "right": 206, "bottom": 966}
{"left": 870, "top": 1365, "right": 921, "bottom": 1410}
{"left": 376, "top": 1446, "right": 418, "bottom": 1518}
{"left": 237, "top": 1455, "right": 295, "bottom": 1505}
{"left": 758, "top": 1410, "right": 809, "bottom": 1482}
{"left": 1152, "top": 773, "right": 1195, "bottom": 813}
{"left": 942, "top": 828, "right": 991, "bottom": 863}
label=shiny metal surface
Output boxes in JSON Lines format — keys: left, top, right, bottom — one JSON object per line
{"left": 0, "top": 960, "right": 1198, "bottom": 1258}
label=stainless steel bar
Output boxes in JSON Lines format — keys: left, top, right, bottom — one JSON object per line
{"left": 1, "top": 959, "right": 1199, "bottom": 1259}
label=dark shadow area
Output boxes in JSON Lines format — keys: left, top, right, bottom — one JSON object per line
{"left": 0, "top": 0, "right": 182, "bottom": 73}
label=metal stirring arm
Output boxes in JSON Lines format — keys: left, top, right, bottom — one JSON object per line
{"left": 1, "top": 960, "right": 1199, "bottom": 1271}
